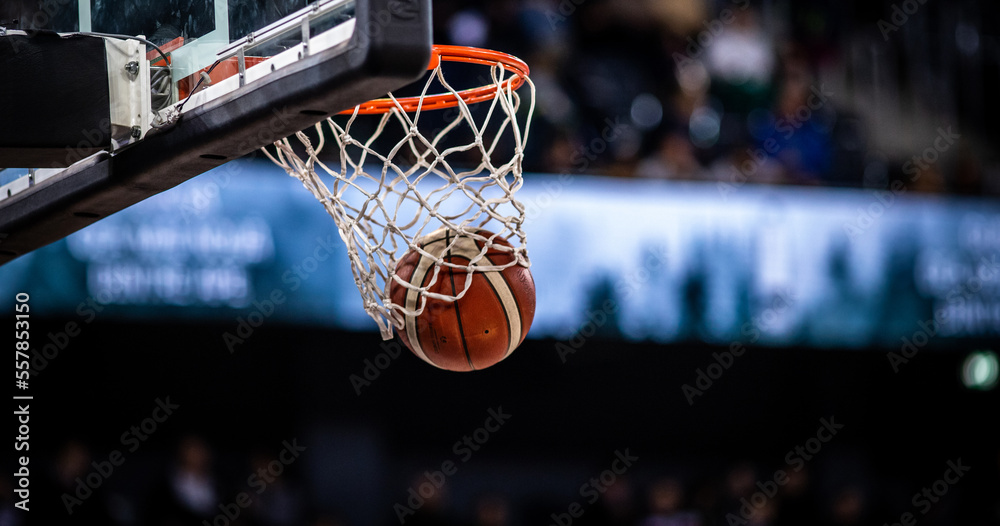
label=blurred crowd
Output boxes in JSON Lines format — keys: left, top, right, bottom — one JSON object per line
{"left": 2, "top": 437, "right": 324, "bottom": 526}
{"left": 433, "top": 0, "right": 1000, "bottom": 194}
{"left": 3, "top": 437, "right": 998, "bottom": 526}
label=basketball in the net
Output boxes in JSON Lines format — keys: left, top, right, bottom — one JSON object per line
{"left": 390, "top": 228, "right": 535, "bottom": 372}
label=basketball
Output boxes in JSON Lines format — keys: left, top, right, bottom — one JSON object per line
{"left": 390, "top": 228, "right": 536, "bottom": 372}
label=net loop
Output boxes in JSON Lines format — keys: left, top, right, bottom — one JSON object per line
{"left": 264, "top": 45, "right": 535, "bottom": 339}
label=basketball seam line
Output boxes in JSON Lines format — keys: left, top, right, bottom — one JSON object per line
{"left": 404, "top": 237, "right": 448, "bottom": 368}
{"left": 480, "top": 250, "right": 513, "bottom": 359}
{"left": 419, "top": 229, "right": 449, "bottom": 249}
{"left": 447, "top": 230, "right": 476, "bottom": 371}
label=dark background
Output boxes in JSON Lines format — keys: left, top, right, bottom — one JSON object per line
{"left": 11, "top": 320, "right": 1000, "bottom": 525}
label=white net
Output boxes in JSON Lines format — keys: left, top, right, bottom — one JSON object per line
{"left": 263, "top": 51, "right": 535, "bottom": 340}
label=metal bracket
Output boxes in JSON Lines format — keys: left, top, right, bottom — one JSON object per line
{"left": 301, "top": 16, "right": 311, "bottom": 57}
{"left": 124, "top": 60, "right": 139, "bottom": 79}
{"left": 237, "top": 47, "right": 246, "bottom": 87}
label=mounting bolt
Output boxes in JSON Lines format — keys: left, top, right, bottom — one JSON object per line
{"left": 124, "top": 61, "right": 139, "bottom": 79}
{"left": 130, "top": 126, "right": 142, "bottom": 139}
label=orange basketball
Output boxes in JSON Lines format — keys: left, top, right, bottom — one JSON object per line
{"left": 390, "top": 228, "right": 535, "bottom": 372}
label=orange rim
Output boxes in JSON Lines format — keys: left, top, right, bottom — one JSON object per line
{"left": 343, "top": 45, "right": 530, "bottom": 115}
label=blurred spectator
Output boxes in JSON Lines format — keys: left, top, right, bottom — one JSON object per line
{"left": 639, "top": 478, "right": 700, "bottom": 526}
{"left": 825, "top": 486, "right": 871, "bottom": 526}
{"left": 746, "top": 499, "right": 778, "bottom": 526}
{"left": 704, "top": 7, "right": 777, "bottom": 116}
{"left": 905, "top": 161, "right": 947, "bottom": 193}
{"left": 540, "top": 130, "right": 582, "bottom": 174}
{"left": 756, "top": 50, "right": 834, "bottom": 184}
{"left": 689, "top": 478, "right": 722, "bottom": 526}
{"left": 144, "top": 435, "right": 220, "bottom": 526}
{"left": 635, "top": 132, "right": 704, "bottom": 180}
{"left": 29, "top": 440, "right": 119, "bottom": 526}
{"left": 773, "top": 468, "right": 818, "bottom": 526}
{"left": 246, "top": 450, "right": 308, "bottom": 526}
{"left": 387, "top": 473, "right": 460, "bottom": 526}
{"left": 721, "top": 463, "right": 757, "bottom": 512}
{"left": 645, "top": 0, "right": 708, "bottom": 36}
{"left": 577, "top": 475, "right": 638, "bottom": 526}
{"left": 472, "top": 493, "right": 512, "bottom": 526}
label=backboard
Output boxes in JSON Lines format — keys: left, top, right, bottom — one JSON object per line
{"left": 0, "top": 0, "right": 432, "bottom": 264}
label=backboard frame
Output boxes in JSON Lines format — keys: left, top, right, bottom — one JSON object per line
{"left": 0, "top": 0, "right": 431, "bottom": 265}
